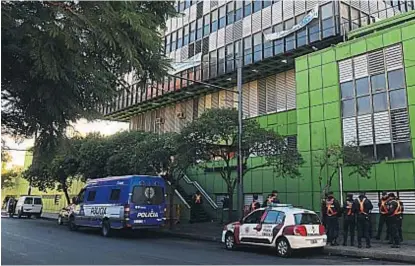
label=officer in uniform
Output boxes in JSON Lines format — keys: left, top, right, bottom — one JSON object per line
{"left": 250, "top": 194, "right": 261, "bottom": 212}
{"left": 262, "top": 190, "right": 280, "bottom": 207}
{"left": 396, "top": 196, "right": 404, "bottom": 243}
{"left": 190, "top": 191, "right": 203, "bottom": 223}
{"left": 343, "top": 193, "right": 355, "bottom": 246}
{"left": 353, "top": 191, "right": 373, "bottom": 248}
{"left": 387, "top": 193, "right": 404, "bottom": 248}
{"left": 376, "top": 191, "right": 390, "bottom": 241}
{"left": 321, "top": 192, "right": 328, "bottom": 228}
{"left": 323, "top": 191, "right": 341, "bottom": 246}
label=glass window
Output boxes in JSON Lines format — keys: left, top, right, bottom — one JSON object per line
{"left": 109, "top": 189, "right": 121, "bottom": 201}
{"left": 190, "top": 22, "right": 196, "bottom": 42}
{"left": 218, "top": 47, "right": 225, "bottom": 74}
{"left": 171, "top": 31, "right": 177, "bottom": 51}
{"left": 243, "top": 209, "right": 265, "bottom": 224}
{"left": 321, "top": 2, "right": 333, "bottom": 19}
{"left": 322, "top": 17, "right": 334, "bottom": 38}
{"left": 235, "top": 1, "right": 243, "bottom": 21}
{"left": 196, "top": 18, "right": 203, "bottom": 40}
{"left": 360, "top": 145, "right": 375, "bottom": 160}
{"left": 263, "top": 211, "right": 280, "bottom": 224}
{"left": 309, "top": 20, "right": 320, "bottom": 43}
{"left": 226, "top": 44, "right": 234, "bottom": 72}
{"left": 244, "top": 36, "right": 252, "bottom": 65}
{"left": 342, "top": 99, "right": 355, "bottom": 117}
{"left": 34, "top": 198, "right": 42, "bottom": 205}
{"left": 24, "top": 197, "right": 33, "bottom": 204}
{"left": 371, "top": 74, "right": 386, "bottom": 92}
{"left": 244, "top": 1, "right": 252, "bottom": 17}
{"left": 227, "top": 2, "right": 234, "bottom": 25}
{"left": 253, "top": 33, "right": 262, "bottom": 62}
{"left": 183, "top": 25, "right": 189, "bottom": 45}
{"left": 177, "top": 30, "right": 183, "bottom": 48}
{"left": 203, "top": 15, "right": 210, "bottom": 36}
{"left": 388, "top": 69, "right": 405, "bottom": 90}
{"left": 219, "top": 6, "right": 226, "bottom": 29}
{"left": 263, "top": 28, "right": 273, "bottom": 58}
{"left": 132, "top": 186, "right": 164, "bottom": 205}
{"left": 211, "top": 10, "right": 218, "bottom": 32}
{"left": 357, "top": 96, "right": 371, "bottom": 115}
{"left": 376, "top": 144, "right": 392, "bottom": 161}
{"left": 341, "top": 81, "right": 354, "bottom": 99}
{"left": 390, "top": 89, "right": 407, "bottom": 109}
{"left": 394, "top": 142, "right": 412, "bottom": 159}
{"left": 351, "top": 8, "right": 360, "bottom": 30}
{"left": 263, "top": 0, "right": 271, "bottom": 8}
{"left": 87, "top": 190, "right": 96, "bottom": 201}
{"left": 294, "top": 213, "right": 321, "bottom": 225}
{"left": 273, "top": 24, "right": 283, "bottom": 55}
{"left": 253, "top": 0, "right": 262, "bottom": 12}
{"left": 373, "top": 92, "right": 388, "bottom": 112}
{"left": 356, "top": 77, "right": 369, "bottom": 96}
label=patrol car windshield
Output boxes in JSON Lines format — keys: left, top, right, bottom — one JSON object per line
{"left": 294, "top": 213, "right": 321, "bottom": 225}
{"left": 131, "top": 186, "right": 164, "bottom": 205}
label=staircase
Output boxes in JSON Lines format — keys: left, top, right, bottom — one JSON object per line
{"left": 174, "top": 185, "right": 210, "bottom": 223}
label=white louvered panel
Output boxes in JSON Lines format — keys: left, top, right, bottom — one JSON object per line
{"left": 353, "top": 54, "right": 369, "bottom": 79}
{"left": 225, "top": 90, "right": 233, "bottom": 108}
{"left": 205, "top": 94, "right": 212, "bottom": 109}
{"left": 350, "top": 0, "right": 360, "bottom": 9}
{"left": 319, "top": 0, "right": 330, "bottom": 4}
{"left": 172, "top": 17, "right": 178, "bottom": 32}
{"left": 252, "top": 12, "right": 262, "bottom": 33}
{"left": 234, "top": 21, "right": 243, "bottom": 40}
{"left": 209, "top": 31, "right": 217, "bottom": 52}
{"left": 174, "top": 103, "right": 182, "bottom": 133}
{"left": 343, "top": 117, "right": 358, "bottom": 144}
{"left": 262, "top": 7, "right": 272, "bottom": 28}
{"left": 295, "top": 0, "right": 306, "bottom": 15}
{"left": 185, "top": 100, "right": 193, "bottom": 125}
{"left": 366, "top": 192, "right": 380, "bottom": 214}
{"left": 216, "top": 194, "right": 225, "bottom": 209}
{"left": 244, "top": 194, "right": 264, "bottom": 206}
{"left": 211, "top": 92, "right": 219, "bottom": 108}
{"left": 249, "top": 81, "right": 258, "bottom": 117}
{"left": 385, "top": 44, "right": 403, "bottom": 71}
{"left": 358, "top": 114, "right": 374, "bottom": 145}
{"left": 338, "top": 59, "right": 353, "bottom": 82}
{"left": 368, "top": 50, "right": 385, "bottom": 75}
{"left": 374, "top": 111, "right": 391, "bottom": 144}
{"left": 203, "top": 0, "right": 210, "bottom": 14}
{"left": 210, "top": 0, "right": 218, "bottom": 8}
{"left": 272, "top": 1, "right": 283, "bottom": 25}
{"left": 391, "top": 109, "right": 410, "bottom": 143}
{"left": 266, "top": 75, "right": 277, "bottom": 113}
{"left": 225, "top": 24, "right": 233, "bottom": 45}
{"left": 217, "top": 28, "right": 225, "bottom": 48}
{"left": 398, "top": 191, "right": 415, "bottom": 214}
{"left": 219, "top": 90, "right": 226, "bottom": 108}
{"left": 175, "top": 48, "right": 181, "bottom": 62}
{"left": 258, "top": 78, "right": 267, "bottom": 115}
{"left": 165, "top": 18, "right": 172, "bottom": 34}
{"left": 145, "top": 112, "right": 151, "bottom": 132}
{"left": 243, "top": 15, "right": 252, "bottom": 37}
{"left": 168, "top": 105, "right": 176, "bottom": 133}
{"left": 378, "top": 1, "right": 387, "bottom": 19}
{"left": 286, "top": 70, "right": 296, "bottom": 110}
{"left": 369, "top": 1, "right": 378, "bottom": 17}
{"left": 306, "top": 0, "right": 319, "bottom": 11}
{"left": 183, "top": 9, "right": 189, "bottom": 25}
{"left": 198, "top": 95, "right": 205, "bottom": 117}
{"left": 283, "top": 0, "right": 294, "bottom": 20}
{"left": 181, "top": 45, "right": 188, "bottom": 61}
{"left": 242, "top": 83, "right": 250, "bottom": 118}
{"left": 360, "top": 1, "right": 369, "bottom": 14}
{"left": 190, "top": 4, "right": 197, "bottom": 22}
{"left": 276, "top": 73, "right": 287, "bottom": 112}
{"left": 177, "top": 16, "right": 183, "bottom": 29}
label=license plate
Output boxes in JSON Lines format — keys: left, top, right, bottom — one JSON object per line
{"left": 310, "top": 239, "right": 317, "bottom": 244}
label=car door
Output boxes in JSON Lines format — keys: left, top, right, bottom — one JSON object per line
{"left": 23, "top": 197, "right": 33, "bottom": 213}
{"left": 255, "top": 210, "right": 286, "bottom": 245}
{"left": 239, "top": 209, "right": 265, "bottom": 244}
{"left": 32, "top": 198, "right": 43, "bottom": 213}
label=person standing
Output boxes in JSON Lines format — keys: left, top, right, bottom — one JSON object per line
{"left": 387, "top": 193, "right": 403, "bottom": 248}
{"left": 324, "top": 191, "right": 341, "bottom": 246}
{"left": 396, "top": 196, "right": 404, "bottom": 243}
{"left": 353, "top": 192, "right": 373, "bottom": 248}
{"left": 190, "top": 191, "right": 203, "bottom": 223}
{"left": 271, "top": 190, "right": 281, "bottom": 204}
{"left": 343, "top": 193, "right": 356, "bottom": 246}
{"left": 250, "top": 194, "right": 261, "bottom": 212}
{"left": 376, "top": 191, "right": 390, "bottom": 241}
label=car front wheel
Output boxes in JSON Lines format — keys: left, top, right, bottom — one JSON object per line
{"left": 276, "top": 238, "right": 292, "bottom": 257}
{"left": 224, "top": 232, "right": 237, "bottom": 250}
{"left": 57, "top": 215, "right": 63, "bottom": 225}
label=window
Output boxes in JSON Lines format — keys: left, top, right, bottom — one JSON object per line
{"left": 273, "top": 24, "right": 283, "bottom": 55}
{"left": 226, "top": 44, "right": 234, "bottom": 72}
{"left": 78, "top": 189, "right": 86, "bottom": 203}
{"left": 219, "top": 6, "right": 226, "bottom": 29}
{"left": 308, "top": 20, "right": 320, "bottom": 43}
{"left": 356, "top": 77, "right": 369, "bottom": 96}
{"left": 263, "top": 0, "right": 271, "bottom": 8}
{"left": 189, "top": 21, "right": 196, "bottom": 42}
{"left": 87, "top": 190, "right": 96, "bottom": 201}
{"left": 218, "top": 47, "right": 225, "bottom": 74}
{"left": 243, "top": 209, "right": 265, "bottom": 224}
{"left": 171, "top": 31, "right": 177, "bottom": 51}
{"left": 132, "top": 186, "right": 164, "bottom": 205}
{"left": 203, "top": 15, "right": 210, "bottom": 36}
{"left": 263, "top": 211, "right": 281, "bottom": 224}
{"left": 24, "top": 197, "right": 33, "bottom": 204}
{"left": 371, "top": 74, "right": 386, "bottom": 92}
{"left": 351, "top": 8, "right": 360, "bottom": 30}
{"left": 243, "top": 36, "right": 252, "bottom": 65}
{"left": 373, "top": 92, "right": 388, "bottom": 112}
{"left": 390, "top": 89, "right": 407, "bottom": 109}
{"left": 244, "top": 1, "right": 252, "bottom": 17}
{"left": 394, "top": 142, "right": 412, "bottom": 159}
{"left": 165, "top": 34, "right": 171, "bottom": 53}
{"left": 360, "top": 145, "right": 375, "bottom": 160}
{"left": 227, "top": 2, "right": 234, "bottom": 25}
{"left": 321, "top": 2, "right": 333, "bottom": 19}
{"left": 357, "top": 96, "right": 371, "bottom": 115}
{"left": 321, "top": 3, "right": 334, "bottom": 38}
{"left": 341, "top": 81, "right": 354, "bottom": 99}
{"left": 235, "top": 1, "right": 243, "bottom": 21}
{"left": 196, "top": 18, "right": 203, "bottom": 40}
{"left": 34, "top": 198, "right": 42, "bottom": 205}
{"left": 296, "top": 15, "right": 307, "bottom": 47}
{"left": 294, "top": 213, "right": 321, "bottom": 225}
{"left": 210, "top": 51, "right": 217, "bottom": 77}
{"left": 177, "top": 29, "right": 183, "bottom": 48}
{"left": 253, "top": 33, "right": 262, "bottom": 62}
{"left": 253, "top": 0, "right": 262, "bottom": 12}
{"left": 341, "top": 3, "right": 350, "bottom": 33}
{"left": 388, "top": 69, "right": 405, "bottom": 90}
{"left": 110, "top": 189, "right": 121, "bottom": 201}
{"left": 263, "top": 28, "right": 273, "bottom": 58}
{"left": 183, "top": 25, "right": 189, "bottom": 45}
{"left": 285, "top": 19, "right": 295, "bottom": 51}
{"left": 377, "top": 144, "right": 392, "bottom": 161}
{"left": 211, "top": 10, "right": 218, "bottom": 32}
{"left": 342, "top": 99, "right": 355, "bottom": 117}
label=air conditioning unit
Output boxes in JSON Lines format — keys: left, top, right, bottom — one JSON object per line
{"left": 155, "top": 117, "right": 164, "bottom": 124}
{"left": 176, "top": 112, "right": 186, "bottom": 119}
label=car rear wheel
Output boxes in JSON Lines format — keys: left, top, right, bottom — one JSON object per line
{"left": 224, "top": 232, "right": 236, "bottom": 250}
{"left": 276, "top": 238, "right": 292, "bottom": 258}
{"left": 102, "top": 220, "right": 111, "bottom": 237}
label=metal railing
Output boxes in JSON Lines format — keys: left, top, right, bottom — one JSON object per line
{"left": 166, "top": 180, "right": 191, "bottom": 209}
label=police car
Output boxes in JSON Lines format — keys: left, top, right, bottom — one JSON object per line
{"left": 222, "top": 204, "right": 326, "bottom": 257}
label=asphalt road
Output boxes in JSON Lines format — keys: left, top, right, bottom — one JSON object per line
{"left": 1, "top": 217, "right": 401, "bottom": 265}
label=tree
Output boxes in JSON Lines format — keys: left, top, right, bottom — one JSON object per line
{"left": 2, "top": 1, "right": 177, "bottom": 159}
{"left": 315, "top": 142, "right": 373, "bottom": 200}
{"left": 178, "top": 108, "right": 303, "bottom": 219}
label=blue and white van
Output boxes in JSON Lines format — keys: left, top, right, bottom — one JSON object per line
{"left": 68, "top": 175, "right": 166, "bottom": 237}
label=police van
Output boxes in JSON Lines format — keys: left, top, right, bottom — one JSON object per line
{"left": 68, "top": 175, "right": 166, "bottom": 237}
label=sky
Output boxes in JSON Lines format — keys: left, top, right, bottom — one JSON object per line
{"left": 3, "top": 119, "right": 129, "bottom": 168}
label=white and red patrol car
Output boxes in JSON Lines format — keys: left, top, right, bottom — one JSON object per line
{"left": 221, "top": 204, "right": 327, "bottom": 257}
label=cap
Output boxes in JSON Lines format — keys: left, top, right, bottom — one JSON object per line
{"left": 382, "top": 191, "right": 388, "bottom": 196}
{"left": 388, "top": 192, "right": 396, "bottom": 198}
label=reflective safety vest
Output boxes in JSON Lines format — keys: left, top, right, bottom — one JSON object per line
{"left": 195, "top": 194, "right": 201, "bottom": 204}
{"left": 268, "top": 196, "right": 276, "bottom": 203}
{"left": 345, "top": 200, "right": 354, "bottom": 216}
{"left": 358, "top": 198, "right": 367, "bottom": 215}
{"left": 392, "top": 200, "right": 402, "bottom": 216}
{"left": 326, "top": 199, "right": 338, "bottom": 216}
{"left": 251, "top": 201, "right": 258, "bottom": 211}
{"left": 380, "top": 199, "right": 388, "bottom": 215}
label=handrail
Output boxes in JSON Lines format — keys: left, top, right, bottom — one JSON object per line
{"left": 166, "top": 180, "right": 191, "bottom": 209}
{"left": 177, "top": 170, "right": 218, "bottom": 210}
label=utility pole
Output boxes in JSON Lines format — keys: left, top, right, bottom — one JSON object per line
{"left": 236, "top": 40, "right": 244, "bottom": 219}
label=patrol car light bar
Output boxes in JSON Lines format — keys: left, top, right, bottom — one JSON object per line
{"left": 267, "top": 203, "right": 293, "bottom": 208}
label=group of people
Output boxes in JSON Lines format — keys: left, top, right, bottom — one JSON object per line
{"left": 322, "top": 191, "right": 404, "bottom": 248}
{"left": 248, "top": 190, "right": 280, "bottom": 212}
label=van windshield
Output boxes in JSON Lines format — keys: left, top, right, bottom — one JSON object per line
{"left": 132, "top": 186, "right": 164, "bottom": 205}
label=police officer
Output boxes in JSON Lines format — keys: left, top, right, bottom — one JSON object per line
{"left": 250, "top": 194, "right": 261, "bottom": 212}
{"left": 376, "top": 191, "right": 390, "bottom": 241}
{"left": 321, "top": 192, "right": 328, "bottom": 228}
{"left": 353, "top": 191, "right": 373, "bottom": 248}
{"left": 324, "top": 191, "right": 341, "bottom": 246}
{"left": 387, "top": 193, "right": 404, "bottom": 248}
{"left": 396, "top": 196, "right": 404, "bottom": 243}
{"left": 271, "top": 190, "right": 281, "bottom": 204}
{"left": 190, "top": 191, "right": 203, "bottom": 223}
{"left": 343, "top": 193, "right": 355, "bottom": 246}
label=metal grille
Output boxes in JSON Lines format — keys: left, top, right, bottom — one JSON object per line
{"left": 262, "top": 7, "right": 272, "bottom": 28}
{"left": 234, "top": 21, "right": 243, "bottom": 40}
{"left": 225, "top": 24, "right": 233, "bottom": 45}
{"left": 181, "top": 45, "right": 188, "bottom": 61}
{"left": 225, "top": 90, "right": 233, "bottom": 108}
{"left": 205, "top": 94, "right": 212, "bottom": 109}
{"left": 374, "top": 111, "right": 391, "bottom": 144}
{"left": 211, "top": 92, "right": 219, "bottom": 108}
{"left": 391, "top": 109, "right": 410, "bottom": 143}
{"left": 209, "top": 31, "right": 217, "bottom": 51}
{"left": 217, "top": 28, "right": 225, "bottom": 48}
{"left": 368, "top": 50, "right": 385, "bottom": 75}
{"left": 210, "top": 0, "right": 218, "bottom": 8}
{"left": 272, "top": 1, "right": 283, "bottom": 25}
{"left": 266, "top": 74, "right": 277, "bottom": 113}
{"left": 190, "top": 5, "right": 197, "bottom": 22}
{"left": 252, "top": 12, "right": 262, "bottom": 33}
{"left": 369, "top": 1, "right": 378, "bottom": 16}
{"left": 276, "top": 73, "right": 286, "bottom": 112}
{"left": 258, "top": 78, "right": 267, "bottom": 115}
{"left": 350, "top": 0, "right": 360, "bottom": 9}
{"left": 198, "top": 95, "right": 205, "bottom": 117}
{"left": 195, "top": 40, "right": 202, "bottom": 54}
{"left": 295, "top": 0, "right": 306, "bottom": 15}
{"left": 243, "top": 15, "right": 252, "bottom": 37}
{"left": 286, "top": 70, "right": 296, "bottom": 110}
{"left": 360, "top": 0, "right": 370, "bottom": 14}
{"left": 189, "top": 43, "right": 195, "bottom": 58}
{"left": 358, "top": 114, "right": 374, "bottom": 145}
{"left": 353, "top": 54, "right": 369, "bottom": 79}
{"left": 306, "top": 0, "right": 319, "bottom": 10}
{"left": 398, "top": 191, "right": 415, "bottom": 214}
{"left": 242, "top": 83, "right": 250, "bottom": 118}
{"left": 197, "top": 2, "right": 203, "bottom": 19}
{"left": 219, "top": 90, "right": 226, "bottom": 108}
{"left": 343, "top": 117, "right": 357, "bottom": 144}
{"left": 366, "top": 192, "right": 380, "bottom": 214}
{"left": 385, "top": 44, "right": 403, "bottom": 71}
{"left": 283, "top": 0, "right": 294, "bottom": 20}
{"left": 202, "top": 37, "right": 209, "bottom": 55}
{"left": 249, "top": 81, "right": 258, "bottom": 117}
{"left": 339, "top": 59, "right": 353, "bottom": 83}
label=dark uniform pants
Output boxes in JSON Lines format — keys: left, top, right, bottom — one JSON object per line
{"left": 376, "top": 214, "right": 389, "bottom": 240}
{"left": 357, "top": 216, "right": 371, "bottom": 246}
{"left": 326, "top": 216, "right": 339, "bottom": 243}
{"left": 343, "top": 218, "right": 355, "bottom": 245}
{"left": 389, "top": 216, "right": 401, "bottom": 245}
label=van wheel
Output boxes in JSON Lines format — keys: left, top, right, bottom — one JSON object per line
{"left": 276, "top": 237, "right": 292, "bottom": 258}
{"left": 69, "top": 217, "right": 78, "bottom": 231}
{"left": 102, "top": 220, "right": 111, "bottom": 237}
{"left": 17, "top": 209, "right": 22, "bottom": 219}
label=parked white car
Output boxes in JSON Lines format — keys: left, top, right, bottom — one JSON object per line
{"left": 14, "top": 196, "right": 43, "bottom": 219}
{"left": 222, "top": 204, "right": 327, "bottom": 257}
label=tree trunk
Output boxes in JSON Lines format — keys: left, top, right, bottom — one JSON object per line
{"left": 62, "top": 182, "right": 71, "bottom": 205}
{"left": 227, "top": 190, "right": 234, "bottom": 222}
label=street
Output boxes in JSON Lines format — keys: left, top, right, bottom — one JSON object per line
{"left": 1, "top": 217, "right": 401, "bottom": 265}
